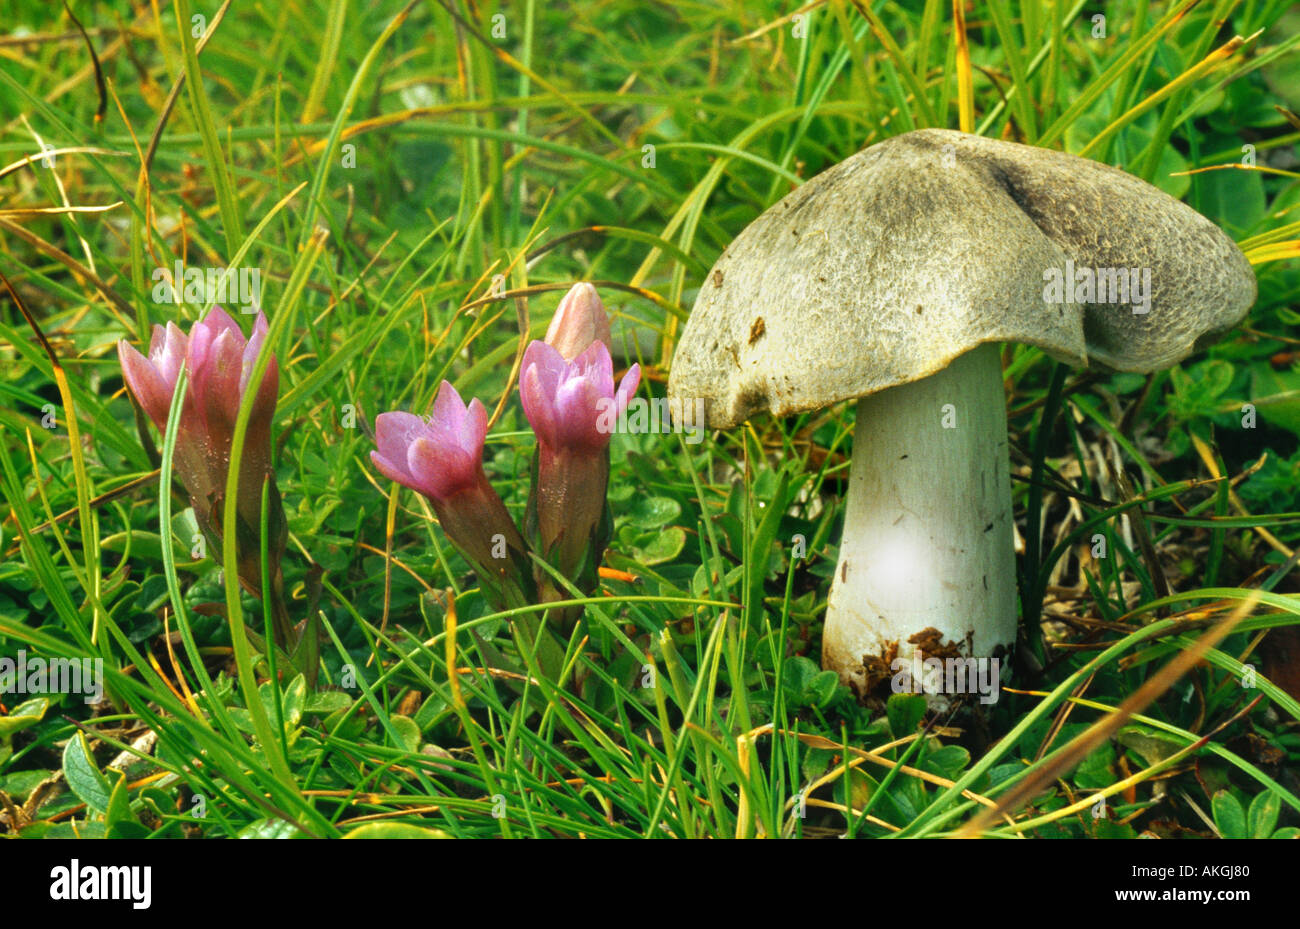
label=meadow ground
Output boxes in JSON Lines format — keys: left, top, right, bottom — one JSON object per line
{"left": 1, "top": 0, "right": 1299, "bottom": 842}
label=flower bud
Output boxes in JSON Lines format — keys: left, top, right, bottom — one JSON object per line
{"left": 544, "top": 282, "right": 612, "bottom": 362}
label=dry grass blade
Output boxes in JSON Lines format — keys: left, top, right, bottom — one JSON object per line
{"left": 1246, "top": 240, "right": 1300, "bottom": 264}
{"left": 952, "top": 0, "right": 975, "bottom": 132}
{"left": 2, "top": 269, "right": 102, "bottom": 640}
{"left": 1109, "top": 456, "right": 1171, "bottom": 607}
{"left": 1033, "top": 671, "right": 1096, "bottom": 762}
{"left": 429, "top": 0, "right": 622, "bottom": 148}
{"left": 1172, "top": 163, "right": 1300, "bottom": 180}
{"left": 742, "top": 725, "right": 1002, "bottom": 813}
{"left": 956, "top": 589, "right": 1262, "bottom": 836}
{"left": 142, "top": 0, "right": 231, "bottom": 174}
{"left": 731, "top": 1, "right": 826, "bottom": 43}
{"left": 0, "top": 203, "right": 122, "bottom": 217}
{"left": 1077, "top": 31, "right": 1257, "bottom": 157}
{"left": 1192, "top": 434, "right": 1295, "bottom": 559}
{"left": 25, "top": 470, "right": 159, "bottom": 536}
{"left": 0, "top": 147, "right": 125, "bottom": 181}
{"left": 61, "top": 0, "right": 106, "bottom": 124}
{"left": 0, "top": 215, "right": 135, "bottom": 324}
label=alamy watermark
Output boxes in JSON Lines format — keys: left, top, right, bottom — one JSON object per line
{"left": 50, "top": 860, "right": 151, "bottom": 909}
{"left": 0, "top": 650, "right": 103, "bottom": 703}
{"left": 1042, "top": 259, "right": 1151, "bottom": 315}
{"left": 596, "top": 396, "right": 705, "bottom": 445}
{"left": 890, "top": 650, "right": 1000, "bottom": 704}
{"left": 152, "top": 261, "right": 262, "bottom": 313}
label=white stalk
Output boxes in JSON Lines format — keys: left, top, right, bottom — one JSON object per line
{"left": 821, "top": 343, "right": 1017, "bottom": 699}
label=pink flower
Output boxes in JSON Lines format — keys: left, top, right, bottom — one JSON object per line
{"left": 117, "top": 306, "right": 291, "bottom": 644}
{"left": 371, "top": 382, "right": 488, "bottom": 502}
{"left": 520, "top": 339, "right": 639, "bottom": 596}
{"left": 545, "top": 282, "right": 612, "bottom": 362}
{"left": 520, "top": 341, "right": 639, "bottom": 453}
{"left": 371, "top": 382, "right": 530, "bottom": 603}
{"left": 118, "top": 306, "right": 278, "bottom": 443}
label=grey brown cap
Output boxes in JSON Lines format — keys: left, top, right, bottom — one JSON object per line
{"left": 668, "top": 128, "right": 1257, "bottom": 428}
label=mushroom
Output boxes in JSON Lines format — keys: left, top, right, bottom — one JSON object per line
{"left": 668, "top": 128, "right": 1255, "bottom": 700}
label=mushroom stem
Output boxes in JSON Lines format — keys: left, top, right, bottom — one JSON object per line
{"left": 822, "top": 342, "right": 1017, "bottom": 700}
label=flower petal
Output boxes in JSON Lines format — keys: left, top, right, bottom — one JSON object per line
{"left": 522, "top": 340, "right": 567, "bottom": 399}
{"left": 117, "top": 340, "right": 173, "bottom": 428}
{"left": 241, "top": 311, "right": 279, "bottom": 419}
{"left": 148, "top": 322, "right": 188, "bottom": 386}
{"left": 373, "top": 411, "right": 428, "bottom": 483}
{"left": 186, "top": 318, "right": 215, "bottom": 395}
{"left": 521, "top": 361, "right": 558, "bottom": 448}
{"left": 199, "top": 305, "right": 245, "bottom": 347}
{"left": 370, "top": 449, "right": 414, "bottom": 490}
{"left": 555, "top": 373, "right": 608, "bottom": 449}
{"left": 573, "top": 340, "right": 614, "bottom": 398}
{"left": 464, "top": 397, "right": 488, "bottom": 459}
{"left": 615, "top": 363, "right": 641, "bottom": 413}
{"left": 429, "top": 381, "right": 469, "bottom": 442}
{"left": 202, "top": 328, "right": 245, "bottom": 434}
{"left": 406, "top": 436, "right": 476, "bottom": 501}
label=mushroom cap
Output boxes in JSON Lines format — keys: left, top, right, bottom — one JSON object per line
{"left": 668, "top": 128, "right": 1257, "bottom": 429}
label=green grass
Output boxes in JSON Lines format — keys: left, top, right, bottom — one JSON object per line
{"left": 1, "top": 0, "right": 1300, "bottom": 839}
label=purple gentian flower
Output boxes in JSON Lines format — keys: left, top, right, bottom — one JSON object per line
{"left": 520, "top": 340, "right": 640, "bottom": 453}
{"left": 520, "top": 339, "right": 639, "bottom": 587}
{"left": 372, "top": 382, "right": 491, "bottom": 502}
{"left": 372, "top": 381, "right": 529, "bottom": 599}
{"left": 117, "top": 306, "right": 291, "bottom": 644}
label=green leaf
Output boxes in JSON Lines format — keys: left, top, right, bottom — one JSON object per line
{"left": 237, "top": 819, "right": 305, "bottom": 839}
{"left": 808, "top": 670, "right": 840, "bottom": 709}
{"left": 103, "top": 769, "right": 145, "bottom": 837}
{"left": 1194, "top": 360, "right": 1235, "bottom": 400}
{"left": 390, "top": 715, "right": 421, "bottom": 753}
{"left": 343, "top": 822, "right": 452, "bottom": 839}
{"left": 62, "top": 732, "right": 112, "bottom": 814}
{"left": 1093, "top": 819, "right": 1139, "bottom": 839}
{"left": 1074, "top": 742, "right": 1116, "bottom": 791}
{"left": 746, "top": 467, "right": 792, "bottom": 624}
{"left": 281, "top": 674, "right": 307, "bottom": 729}
{"left": 250, "top": 674, "right": 307, "bottom": 736}
{"left": 1262, "top": 11, "right": 1300, "bottom": 107}
{"left": 25, "top": 820, "right": 107, "bottom": 839}
{"left": 0, "top": 696, "right": 49, "bottom": 740}
{"left": 0, "top": 769, "right": 54, "bottom": 803}
{"left": 1118, "top": 725, "right": 1183, "bottom": 767}
{"left": 632, "top": 527, "right": 686, "bottom": 565}
{"left": 1248, "top": 791, "right": 1281, "bottom": 839}
{"left": 225, "top": 707, "right": 257, "bottom": 735}
{"left": 108, "top": 820, "right": 152, "bottom": 839}
{"left": 626, "top": 496, "right": 682, "bottom": 529}
{"left": 886, "top": 693, "right": 927, "bottom": 738}
{"left": 99, "top": 530, "right": 205, "bottom": 568}
{"left": 923, "top": 745, "right": 971, "bottom": 781}
{"left": 1249, "top": 365, "right": 1300, "bottom": 437}
{"left": 1196, "top": 166, "right": 1266, "bottom": 237}
{"left": 801, "top": 748, "right": 834, "bottom": 782}
{"left": 1211, "top": 789, "right": 1247, "bottom": 839}
{"left": 304, "top": 689, "right": 354, "bottom": 714}
{"left": 782, "top": 655, "right": 818, "bottom": 692}
{"left": 989, "top": 762, "right": 1025, "bottom": 787}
